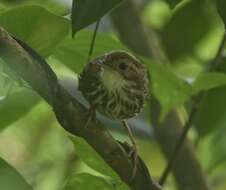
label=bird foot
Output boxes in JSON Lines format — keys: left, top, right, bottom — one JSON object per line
{"left": 128, "top": 144, "right": 138, "bottom": 180}
{"left": 84, "top": 107, "right": 95, "bottom": 128}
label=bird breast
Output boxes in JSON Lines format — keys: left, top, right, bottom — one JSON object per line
{"left": 79, "top": 65, "right": 147, "bottom": 120}
{"left": 100, "top": 67, "right": 127, "bottom": 93}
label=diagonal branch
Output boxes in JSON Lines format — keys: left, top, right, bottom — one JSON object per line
{"left": 0, "top": 26, "right": 161, "bottom": 190}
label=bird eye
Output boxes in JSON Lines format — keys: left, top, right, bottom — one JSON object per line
{"left": 119, "top": 62, "right": 128, "bottom": 70}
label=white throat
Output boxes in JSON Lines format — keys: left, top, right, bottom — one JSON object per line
{"left": 100, "top": 68, "right": 127, "bottom": 92}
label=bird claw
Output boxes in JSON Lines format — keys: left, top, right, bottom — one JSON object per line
{"left": 121, "top": 120, "right": 138, "bottom": 180}
{"left": 84, "top": 107, "right": 95, "bottom": 128}
{"left": 128, "top": 145, "right": 138, "bottom": 180}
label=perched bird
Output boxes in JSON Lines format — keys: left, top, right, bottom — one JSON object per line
{"left": 79, "top": 51, "right": 149, "bottom": 178}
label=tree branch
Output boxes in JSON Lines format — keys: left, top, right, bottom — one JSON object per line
{"left": 0, "top": 26, "right": 161, "bottom": 190}
{"left": 158, "top": 104, "right": 197, "bottom": 185}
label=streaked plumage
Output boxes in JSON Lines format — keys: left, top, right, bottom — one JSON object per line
{"left": 79, "top": 51, "right": 149, "bottom": 120}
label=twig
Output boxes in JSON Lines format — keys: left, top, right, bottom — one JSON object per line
{"left": 159, "top": 105, "right": 197, "bottom": 185}
{"left": 159, "top": 30, "right": 226, "bottom": 186}
{"left": 88, "top": 19, "right": 101, "bottom": 62}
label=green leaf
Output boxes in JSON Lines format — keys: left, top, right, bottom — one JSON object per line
{"left": 194, "top": 66, "right": 226, "bottom": 136}
{"left": 216, "top": 0, "right": 226, "bottom": 27}
{"left": 208, "top": 127, "right": 226, "bottom": 171}
{"left": 0, "top": 5, "right": 70, "bottom": 57}
{"left": 64, "top": 173, "right": 129, "bottom": 190}
{"left": 52, "top": 31, "right": 127, "bottom": 73}
{"left": 0, "top": 0, "right": 68, "bottom": 15}
{"left": 145, "top": 59, "right": 191, "bottom": 120}
{"left": 194, "top": 86, "right": 226, "bottom": 136}
{"left": 69, "top": 136, "right": 119, "bottom": 180}
{"left": 71, "top": 0, "right": 123, "bottom": 35}
{"left": 161, "top": 0, "right": 216, "bottom": 60}
{"left": 165, "top": 0, "right": 184, "bottom": 9}
{"left": 0, "top": 3, "right": 6, "bottom": 13}
{"left": 0, "top": 158, "right": 33, "bottom": 190}
{"left": 191, "top": 72, "right": 226, "bottom": 95}
{"left": 0, "top": 89, "right": 40, "bottom": 130}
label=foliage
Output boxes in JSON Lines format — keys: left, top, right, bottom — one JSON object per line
{"left": 71, "top": 0, "right": 123, "bottom": 36}
{"left": 64, "top": 173, "right": 129, "bottom": 190}
{"left": 0, "top": 5, "right": 70, "bottom": 57}
{"left": 164, "top": 0, "right": 184, "bottom": 9}
{"left": 0, "top": 0, "right": 226, "bottom": 190}
{"left": 52, "top": 31, "right": 127, "bottom": 73}
{"left": 161, "top": 0, "right": 217, "bottom": 60}
{"left": 0, "top": 89, "right": 40, "bottom": 130}
{"left": 216, "top": 0, "right": 226, "bottom": 28}
{"left": 0, "top": 158, "right": 32, "bottom": 190}
{"left": 70, "top": 136, "right": 120, "bottom": 179}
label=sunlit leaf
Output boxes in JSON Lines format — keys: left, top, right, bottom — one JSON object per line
{"left": 71, "top": 0, "right": 123, "bottom": 36}
{"left": 0, "top": 158, "right": 33, "bottom": 190}
{"left": 69, "top": 136, "right": 119, "bottom": 180}
{"left": 63, "top": 173, "right": 129, "bottom": 190}
{"left": 52, "top": 31, "right": 127, "bottom": 73}
{"left": 161, "top": 0, "right": 216, "bottom": 60}
{"left": 0, "top": 89, "right": 40, "bottom": 130}
{"left": 144, "top": 59, "right": 191, "bottom": 120}
{"left": 0, "top": 5, "right": 70, "bottom": 57}
{"left": 191, "top": 72, "right": 226, "bottom": 95}
{"left": 0, "top": 0, "right": 68, "bottom": 15}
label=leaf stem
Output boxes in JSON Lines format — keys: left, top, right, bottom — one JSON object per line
{"left": 88, "top": 19, "right": 101, "bottom": 62}
{"left": 159, "top": 105, "right": 197, "bottom": 185}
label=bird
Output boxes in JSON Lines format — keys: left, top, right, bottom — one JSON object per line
{"left": 78, "top": 50, "right": 149, "bottom": 178}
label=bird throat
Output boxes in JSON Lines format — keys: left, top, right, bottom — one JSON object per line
{"left": 100, "top": 68, "right": 127, "bottom": 93}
